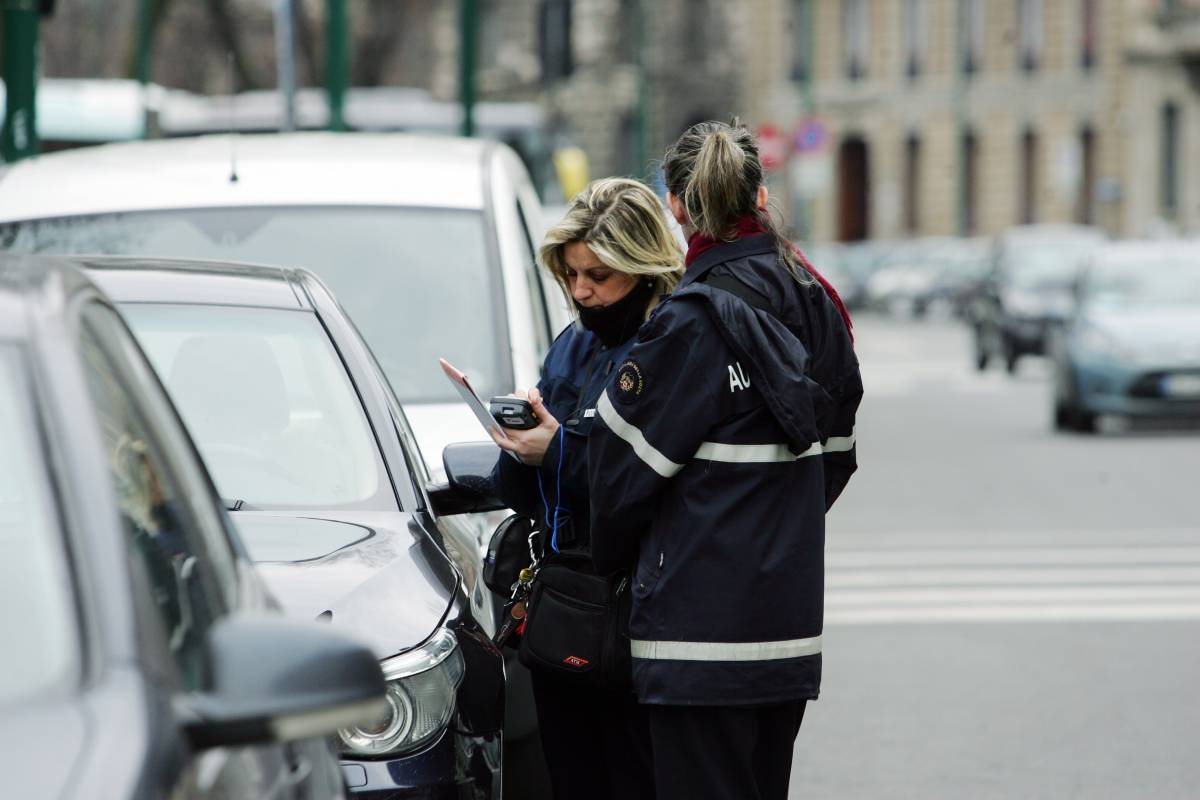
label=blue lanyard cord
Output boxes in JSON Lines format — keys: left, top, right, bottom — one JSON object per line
{"left": 535, "top": 426, "right": 568, "bottom": 553}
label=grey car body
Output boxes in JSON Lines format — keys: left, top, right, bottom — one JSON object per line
{"left": 1053, "top": 241, "right": 1200, "bottom": 432}
{"left": 0, "top": 255, "right": 377, "bottom": 799}
{"left": 84, "top": 257, "right": 507, "bottom": 798}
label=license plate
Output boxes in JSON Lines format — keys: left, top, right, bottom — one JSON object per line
{"left": 1162, "top": 374, "right": 1200, "bottom": 398}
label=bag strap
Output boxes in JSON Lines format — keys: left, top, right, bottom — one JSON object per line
{"left": 699, "top": 271, "right": 780, "bottom": 321}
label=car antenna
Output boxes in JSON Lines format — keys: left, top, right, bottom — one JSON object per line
{"left": 227, "top": 51, "right": 239, "bottom": 184}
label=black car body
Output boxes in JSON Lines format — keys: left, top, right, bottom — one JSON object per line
{"left": 0, "top": 255, "right": 385, "bottom": 799}
{"left": 86, "top": 257, "right": 507, "bottom": 798}
{"left": 969, "top": 225, "right": 1105, "bottom": 373}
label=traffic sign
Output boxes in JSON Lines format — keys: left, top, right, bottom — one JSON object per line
{"left": 793, "top": 117, "right": 828, "bottom": 154}
{"left": 757, "top": 124, "right": 787, "bottom": 172}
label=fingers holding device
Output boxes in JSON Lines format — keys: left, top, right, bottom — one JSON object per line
{"left": 488, "top": 388, "right": 560, "bottom": 466}
{"left": 490, "top": 396, "right": 539, "bottom": 430}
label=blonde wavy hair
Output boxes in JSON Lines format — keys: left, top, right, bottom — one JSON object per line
{"left": 540, "top": 178, "right": 685, "bottom": 318}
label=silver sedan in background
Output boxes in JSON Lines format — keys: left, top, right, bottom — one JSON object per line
{"left": 1053, "top": 241, "right": 1200, "bottom": 432}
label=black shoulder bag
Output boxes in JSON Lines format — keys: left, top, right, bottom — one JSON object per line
{"left": 482, "top": 515, "right": 632, "bottom": 692}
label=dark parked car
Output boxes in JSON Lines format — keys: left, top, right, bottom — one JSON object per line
{"left": 969, "top": 225, "right": 1105, "bottom": 373}
{"left": 1053, "top": 242, "right": 1200, "bottom": 432}
{"left": 0, "top": 255, "right": 385, "bottom": 799}
{"left": 86, "top": 257, "right": 510, "bottom": 798}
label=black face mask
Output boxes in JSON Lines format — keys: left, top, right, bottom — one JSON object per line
{"left": 575, "top": 278, "right": 656, "bottom": 348}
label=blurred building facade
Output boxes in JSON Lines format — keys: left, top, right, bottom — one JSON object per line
{"left": 748, "top": 0, "right": 1200, "bottom": 241}
{"left": 36, "top": 0, "right": 1199, "bottom": 239}
{"left": 427, "top": 0, "right": 750, "bottom": 193}
{"left": 428, "top": 0, "right": 1198, "bottom": 241}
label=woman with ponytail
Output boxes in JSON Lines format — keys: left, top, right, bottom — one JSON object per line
{"left": 587, "top": 120, "right": 863, "bottom": 800}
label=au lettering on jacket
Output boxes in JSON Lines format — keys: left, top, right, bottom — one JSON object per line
{"left": 727, "top": 361, "right": 750, "bottom": 392}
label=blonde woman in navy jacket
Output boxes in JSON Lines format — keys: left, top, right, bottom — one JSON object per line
{"left": 489, "top": 178, "right": 684, "bottom": 800}
{"left": 588, "top": 121, "right": 862, "bottom": 800}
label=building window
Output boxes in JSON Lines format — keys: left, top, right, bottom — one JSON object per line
{"left": 539, "top": 0, "right": 573, "bottom": 84}
{"left": 790, "top": 0, "right": 813, "bottom": 82}
{"left": 903, "top": 0, "right": 927, "bottom": 79}
{"left": 1020, "top": 128, "right": 1038, "bottom": 224}
{"left": 904, "top": 134, "right": 922, "bottom": 233}
{"left": 1080, "top": 0, "right": 1097, "bottom": 70}
{"left": 843, "top": 0, "right": 868, "bottom": 80}
{"left": 958, "top": 0, "right": 984, "bottom": 74}
{"left": 1161, "top": 102, "right": 1180, "bottom": 219}
{"left": 960, "top": 129, "right": 978, "bottom": 234}
{"left": 1076, "top": 127, "right": 1096, "bottom": 224}
{"left": 1018, "top": 0, "right": 1042, "bottom": 72}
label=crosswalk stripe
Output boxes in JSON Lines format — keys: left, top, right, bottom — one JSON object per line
{"left": 827, "top": 603, "right": 1200, "bottom": 625}
{"left": 827, "top": 547, "right": 1200, "bottom": 568}
{"left": 826, "top": 585, "right": 1200, "bottom": 606}
{"left": 822, "top": 525, "right": 1200, "bottom": 624}
{"left": 827, "top": 566, "right": 1200, "bottom": 588}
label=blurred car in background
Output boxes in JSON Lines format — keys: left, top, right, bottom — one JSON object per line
{"left": 799, "top": 241, "right": 856, "bottom": 305}
{"left": 968, "top": 225, "right": 1105, "bottom": 373}
{"left": 1052, "top": 242, "right": 1200, "bottom": 432}
{"left": 838, "top": 238, "right": 900, "bottom": 309}
{"left": 86, "top": 257, "right": 511, "bottom": 798}
{"left": 0, "top": 255, "right": 383, "bottom": 799}
{"left": 862, "top": 237, "right": 990, "bottom": 319}
{"left": 0, "top": 132, "right": 568, "bottom": 479}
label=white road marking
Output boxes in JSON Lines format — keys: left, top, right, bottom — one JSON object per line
{"left": 828, "top": 566, "right": 1200, "bottom": 588}
{"left": 828, "top": 546, "right": 1200, "bottom": 568}
{"left": 825, "top": 528, "right": 1200, "bottom": 624}
{"left": 827, "top": 603, "right": 1200, "bottom": 625}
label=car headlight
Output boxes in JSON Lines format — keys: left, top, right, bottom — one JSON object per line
{"left": 338, "top": 628, "right": 465, "bottom": 757}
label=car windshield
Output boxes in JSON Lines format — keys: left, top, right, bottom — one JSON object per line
{"left": 0, "top": 347, "right": 78, "bottom": 703}
{"left": 120, "top": 304, "right": 394, "bottom": 511}
{"left": 0, "top": 207, "right": 507, "bottom": 402}
{"left": 1005, "top": 240, "right": 1100, "bottom": 289}
{"left": 1085, "top": 255, "right": 1200, "bottom": 310}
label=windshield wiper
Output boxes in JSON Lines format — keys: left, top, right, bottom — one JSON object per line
{"left": 222, "top": 498, "right": 246, "bottom": 511}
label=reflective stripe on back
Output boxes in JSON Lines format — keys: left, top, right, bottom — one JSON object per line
{"left": 630, "top": 635, "right": 823, "bottom": 662}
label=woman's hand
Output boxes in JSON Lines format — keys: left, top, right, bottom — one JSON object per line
{"left": 490, "top": 388, "right": 560, "bottom": 466}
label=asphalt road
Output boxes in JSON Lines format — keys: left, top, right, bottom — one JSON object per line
{"left": 791, "top": 314, "right": 1200, "bottom": 799}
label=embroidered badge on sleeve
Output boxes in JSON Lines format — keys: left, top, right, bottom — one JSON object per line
{"left": 614, "top": 359, "right": 644, "bottom": 404}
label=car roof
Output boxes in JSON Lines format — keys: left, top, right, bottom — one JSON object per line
{"left": 81, "top": 256, "right": 312, "bottom": 310}
{"left": 999, "top": 224, "right": 1106, "bottom": 243}
{"left": 0, "top": 132, "right": 492, "bottom": 223}
{"left": 1090, "top": 240, "right": 1200, "bottom": 265}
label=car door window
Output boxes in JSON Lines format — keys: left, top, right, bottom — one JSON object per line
{"left": 515, "top": 200, "right": 554, "bottom": 356}
{"left": 77, "top": 301, "right": 237, "bottom": 691}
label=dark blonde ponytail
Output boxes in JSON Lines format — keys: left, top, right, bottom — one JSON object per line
{"left": 684, "top": 129, "right": 749, "bottom": 240}
{"left": 663, "top": 118, "right": 804, "bottom": 279}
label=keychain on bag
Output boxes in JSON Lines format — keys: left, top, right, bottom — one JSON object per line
{"left": 493, "top": 566, "right": 536, "bottom": 647}
{"left": 493, "top": 527, "right": 542, "bottom": 647}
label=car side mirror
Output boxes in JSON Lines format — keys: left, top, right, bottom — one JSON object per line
{"left": 426, "top": 441, "right": 507, "bottom": 515}
{"left": 180, "top": 614, "right": 385, "bottom": 750}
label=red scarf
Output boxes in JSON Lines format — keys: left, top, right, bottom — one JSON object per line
{"left": 685, "top": 216, "right": 854, "bottom": 340}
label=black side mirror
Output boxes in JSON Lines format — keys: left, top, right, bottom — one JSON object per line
{"left": 181, "top": 614, "right": 385, "bottom": 750}
{"left": 426, "top": 441, "right": 507, "bottom": 516}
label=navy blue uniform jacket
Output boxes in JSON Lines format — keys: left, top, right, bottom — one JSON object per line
{"left": 588, "top": 235, "right": 862, "bottom": 706}
{"left": 491, "top": 323, "right": 639, "bottom": 552}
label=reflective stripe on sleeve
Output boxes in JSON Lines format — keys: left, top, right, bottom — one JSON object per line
{"left": 630, "top": 634, "right": 823, "bottom": 662}
{"left": 823, "top": 427, "right": 856, "bottom": 453}
{"left": 596, "top": 390, "right": 684, "bottom": 478}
